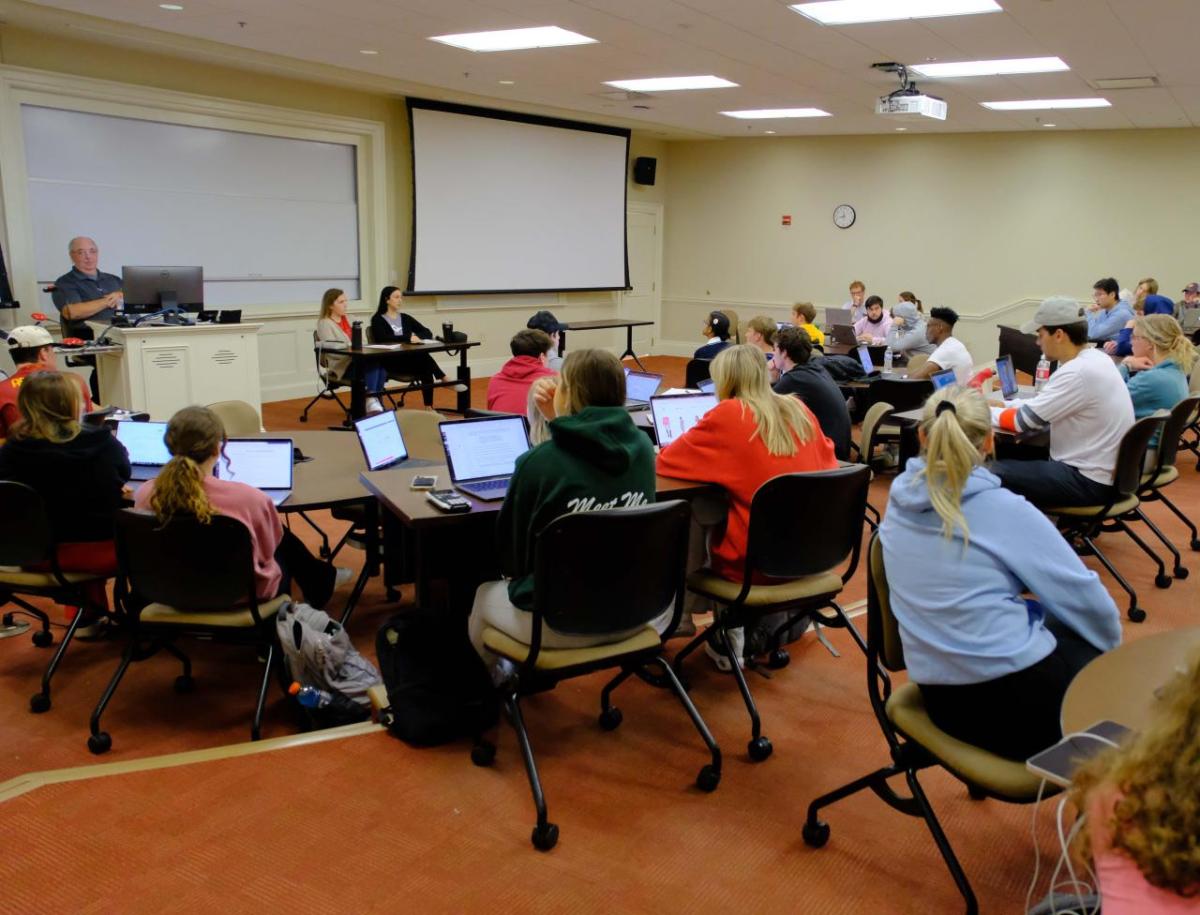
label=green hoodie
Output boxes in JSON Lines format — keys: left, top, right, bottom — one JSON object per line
{"left": 497, "top": 405, "right": 656, "bottom": 610}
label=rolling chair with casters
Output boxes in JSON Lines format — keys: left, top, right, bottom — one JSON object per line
{"left": 470, "top": 501, "right": 722, "bottom": 851}
{"left": 300, "top": 332, "right": 353, "bottom": 425}
{"left": 684, "top": 358, "right": 712, "bottom": 390}
{"left": 853, "top": 400, "right": 894, "bottom": 530}
{"left": 672, "top": 466, "right": 871, "bottom": 762}
{"left": 88, "top": 511, "right": 290, "bottom": 755}
{"left": 903, "top": 353, "right": 930, "bottom": 375}
{"left": 1134, "top": 395, "right": 1200, "bottom": 570}
{"left": 0, "top": 482, "right": 113, "bottom": 713}
{"left": 803, "top": 533, "right": 1057, "bottom": 915}
{"left": 1042, "top": 413, "right": 1167, "bottom": 623}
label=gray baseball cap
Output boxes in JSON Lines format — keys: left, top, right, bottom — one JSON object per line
{"left": 1021, "top": 296, "right": 1086, "bottom": 334}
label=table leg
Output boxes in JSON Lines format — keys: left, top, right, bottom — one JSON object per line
{"left": 622, "top": 325, "right": 646, "bottom": 371}
{"left": 456, "top": 349, "right": 471, "bottom": 414}
{"left": 558, "top": 331, "right": 566, "bottom": 358}
{"left": 349, "top": 355, "right": 366, "bottom": 422}
{"left": 339, "top": 499, "right": 377, "bottom": 626}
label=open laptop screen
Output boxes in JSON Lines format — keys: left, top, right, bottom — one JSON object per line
{"left": 650, "top": 393, "right": 717, "bottom": 446}
{"left": 355, "top": 411, "right": 408, "bottom": 471}
{"left": 931, "top": 368, "right": 957, "bottom": 390}
{"left": 995, "top": 354, "right": 1019, "bottom": 400}
{"left": 440, "top": 416, "right": 530, "bottom": 483}
{"left": 115, "top": 420, "right": 171, "bottom": 466}
{"left": 625, "top": 370, "right": 663, "bottom": 403}
{"left": 856, "top": 345, "right": 875, "bottom": 376}
{"left": 697, "top": 378, "right": 716, "bottom": 394}
{"left": 216, "top": 439, "right": 294, "bottom": 490}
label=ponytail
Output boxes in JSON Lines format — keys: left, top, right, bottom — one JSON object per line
{"left": 149, "top": 406, "right": 225, "bottom": 525}
{"left": 917, "top": 387, "right": 992, "bottom": 543}
{"left": 1135, "top": 314, "right": 1197, "bottom": 375}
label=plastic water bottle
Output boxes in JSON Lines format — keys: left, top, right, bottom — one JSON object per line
{"left": 350, "top": 320, "right": 363, "bottom": 350}
{"left": 1034, "top": 355, "right": 1051, "bottom": 392}
{"left": 289, "top": 681, "right": 333, "bottom": 709}
{"left": 882, "top": 346, "right": 894, "bottom": 375}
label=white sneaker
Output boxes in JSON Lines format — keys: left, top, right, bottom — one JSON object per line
{"left": 365, "top": 397, "right": 384, "bottom": 414}
{"left": 452, "top": 383, "right": 469, "bottom": 393}
{"left": 333, "top": 567, "right": 354, "bottom": 588}
{"left": 704, "top": 630, "right": 745, "bottom": 673}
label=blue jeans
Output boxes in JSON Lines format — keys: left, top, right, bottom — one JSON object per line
{"left": 351, "top": 362, "right": 388, "bottom": 395}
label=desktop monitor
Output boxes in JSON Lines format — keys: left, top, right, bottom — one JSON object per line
{"left": 121, "top": 266, "right": 204, "bottom": 314}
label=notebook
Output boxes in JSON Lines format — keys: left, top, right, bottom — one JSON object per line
{"left": 355, "top": 411, "right": 408, "bottom": 471}
{"left": 624, "top": 369, "right": 664, "bottom": 408}
{"left": 650, "top": 393, "right": 718, "bottom": 446}
{"left": 216, "top": 438, "right": 294, "bottom": 506}
{"left": 115, "top": 420, "right": 171, "bottom": 481}
{"left": 440, "top": 415, "right": 531, "bottom": 501}
{"left": 931, "top": 368, "right": 958, "bottom": 390}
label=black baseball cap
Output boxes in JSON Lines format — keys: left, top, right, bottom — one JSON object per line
{"left": 527, "top": 310, "right": 566, "bottom": 334}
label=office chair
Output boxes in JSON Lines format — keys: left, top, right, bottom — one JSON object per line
{"left": 684, "top": 358, "right": 712, "bottom": 389}
{"left": 803, "top": 533, "right": 1056, "bottom": 915}
{"left": 471, "top": 501, "right": 721, "bottom": 851}
{"left": 1135, "top": 395, "right": 1200, "bottom": 568}
{"left": 206, "top": 399, "right": 262, "bottom": 435}
{"left": 854, "top": 400, "right": 894, "bottom": 529}
{"left": 904, "top": 353, "right": 929, "bottom": 375}
{"left": 300, "top": 331, "right": 353, "bottom": 424}
{"left": 88, "top": 511, "right": 290, "bottom": 754}
{"left": 673, "top": 466, "right": 871, "bottom": 761}
{"left": 720, "top": 308, "right": 741, "bottom": 344}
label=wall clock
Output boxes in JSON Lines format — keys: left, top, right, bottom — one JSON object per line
{"left": 833, "top": 204, "right": 856, "bottom": 229}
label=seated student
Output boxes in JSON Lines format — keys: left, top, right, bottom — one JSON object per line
{"left": 907, "top": 306, "right": 974, "bottom": 384}
{"left": 134, "top": 406, "right": 347, "bottom": 608}
{"left": 1105, "top": 294, "right": 1178, "bottom": 356}
{"left": 854, "top": 296, "right": 892, "bottom": 345}
{"left": 486, "top": 329, "right": 556, "bottom": 414}
{"left": 791, "top": 302, "right": 826, "bottom": 348}
{"left": 0, "top": 325, "right": 93, "bottom": 440}
{"left": 468, "top": 349, "right": 662, "bottom": 662}
{"left": 316, "top": 288, "right": 387, "bottom": 414}
{"left": 370, "top": 286, "right": 447, "bottom": 409}
{"left": 0, "top": 372, "right": 128, "bottom": 635}
{"left": 743, "top": 316, "right": 777, "bottom": 359}
{"left": 990, "top": 297, "right": 1134, "bottom": 507}
{"left": 1071, "top": 650, "right": 1200, "bottom": 913}
{"left": 1088, "top": 277, "right": 1135, "bottom": 344}
{"left": 771, "top": 326, "right": 852, "bottom": 461}
{"left": 1120, "top": 315, "right": 1195, "bottom": 453}
{"left": 898, "top": 290, "right": 924, "bottom": 314}
{"left": 844, "top": 280, "right": 867, "bottom": 322}
{"left": 694, "top": 310, "right": 732, "bottom": 359}
{"left": 886, "top": 301, "right": 936, "bottom": 357}
{"left": 880, "top": 386, "right": 1121, "bottom": 761}
{"left": 526, "top": 310, "right": 566, "bottom": 371}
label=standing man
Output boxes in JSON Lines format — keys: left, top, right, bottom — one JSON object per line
{"left": 907, "top": 307, "right": 973, "bottom": 384}
{"left": 51, "top": 237, "right": 122, "bottom": 402}
{"left": 845, "top": 280, "right": 867, "bottom": 322}
{"left": 1086, "top": 277, "right": 1133, "bottom": 343}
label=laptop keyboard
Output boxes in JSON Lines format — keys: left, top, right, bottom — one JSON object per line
{"left": 471, "top": 478, "right": 509, "bottom": 492}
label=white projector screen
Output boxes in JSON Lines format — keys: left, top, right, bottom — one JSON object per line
{"left": 407, "top": 99, "right": 630, "bottom": 295}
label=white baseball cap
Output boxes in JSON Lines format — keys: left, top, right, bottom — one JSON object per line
{"left": 6, "top": 325, "right": 54, "bottom": 349}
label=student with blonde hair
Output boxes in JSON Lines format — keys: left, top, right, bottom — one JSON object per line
{"left": 743, "top": 316, "right": 777, "bottom": 356}
{"left": 1120, "top": 314, "right": 1196, "bottom": 406}
{"left": 1070, "top": 649, "right": 1200, "bottom": 912}
{"left": 879, "top": 386, "right": 1121, "bottom": 760}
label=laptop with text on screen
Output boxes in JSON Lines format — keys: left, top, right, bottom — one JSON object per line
{"left": 116, "top": 420, "right": 171, "bottom": 481}
{"left": 355, "top": 411, "right": 409, "bottom": 471}
{"left": 650, "top": 392, "right": 718, "bottom": 447}
{"left": 623, "top": 369, "right": 663, "bottom": 408}
{"left": 216, "top": 439, "right": 294, "bottom": 506}
{"left": 440, "top": 415, "right": 531, "bottom": 501}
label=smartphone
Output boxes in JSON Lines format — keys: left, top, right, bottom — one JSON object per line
{"left": 410, "top": 474, "right": 438, "bottom": 490}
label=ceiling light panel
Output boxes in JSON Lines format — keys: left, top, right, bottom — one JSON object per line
{"left": 911, "top": 56, "right": 1069, "bottom": 78}
{"left": 604, "top": 76, "right": 738, "bottom": 91}
{"left": 981, "top": 98, "right": 1110, "bottom": 110}
{"left": 429, "top": 26, "right": 596, "bottom": 53}
{"left": 720, "top": 108, "right": 831, "bottom": 118}
{"left": 791, "top": 0, "right": 1000, "bottom": 26}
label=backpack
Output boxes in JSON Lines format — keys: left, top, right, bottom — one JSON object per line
{"left": 816, "top": 354, "right": 867, "bottom": 383}
{"left": 276, "top": 601, "right": 381, "bottom": 727}
{"left": 376, "top": 608, "right": 499, "bottom": 747}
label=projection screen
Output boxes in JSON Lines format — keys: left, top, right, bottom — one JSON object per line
{"left": 407, "top": 99, "right": 630, "bottom": 295}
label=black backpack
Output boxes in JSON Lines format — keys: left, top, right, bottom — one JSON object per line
{"left": 376, "top": 608, "right": 499, "bottom": 746}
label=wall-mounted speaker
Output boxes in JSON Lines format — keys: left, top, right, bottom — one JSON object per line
{"left": 633, "top": 156, "right": 657, "bottom": 186}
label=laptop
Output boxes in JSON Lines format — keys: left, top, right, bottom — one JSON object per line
{"left": 1181, "top": 308, "right": 1200, "bottom": 332}
{"left": 775, "top": 321, "right": 794, "bottom": 331}
{"left": 931, "top": 368, "right": 957, "bottom": 390}
{"left": 827, "top": 324, "right": 858, "bottom": 346}
{"left": 216, "top": 438, "right": 294, "bottom": 506}
{"left": 697, "top": 378, "right": 716, "bottom": 394}
{"left": 115, "top": 420, "right": 171, "bottom": 481}
{"left": 623, "top": 369, "right": 664, "bottom": 409}
{"left": 355, "top": 410, "right": 408, "bottom": 471}
{"left": 824, "top": 307, "right": 853, "bottom": 328}
{"left": 440, "top": 415, "right": 531, "bottom": 501}
{"left": 855, "top": 345, "right": 879, "bottom": 378}
{"left": 650, "top": 392, "right": 718, "bottom": 446}
{"left": 995, "top": 354, "right": 1020, "bottom": 399}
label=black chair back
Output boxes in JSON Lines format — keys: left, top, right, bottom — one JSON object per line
{"left": 115, "top": 510, "right": 259, "bottom": 614}
{"left": 998, "top": 324, "right": 1045, "bottom": 377}
{"left": 684, "top": 358, "right": 712, "bottom": 389}
{"left": 867, "top": 378, "right": 933, "bottom": 415}
{"left": 533, "top": 501, "right": 690, "bottom": 638}
{"left": 1112, "top": 414, "right": 1167, "bottom": 497}
{"left": 0, "top": 482, "right": 54, "bottom": 568}
{"left": 867, "top": 533, "right": 906, "bottom": 673}
{"left": 744, "top": 466, "right": 870, "bottom": 580}
{"left": 1155, "top": 395, "right": 1200, "bottom": 471}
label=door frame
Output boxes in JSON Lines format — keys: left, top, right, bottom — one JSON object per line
{"left": 622, "top": 201, "right": 663, "bottom": 353}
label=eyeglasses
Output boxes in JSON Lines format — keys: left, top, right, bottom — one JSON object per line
{"left": 71, "top": 247, "right": 98, "bottom": 256}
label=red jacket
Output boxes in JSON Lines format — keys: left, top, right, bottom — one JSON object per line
{"left": 486, "top": 356, "right": 556, "bottom": 414}
{"left": 0, "top": 363, "right": 94, "bottom": 440}
{"left": 656, "top": 398, "right": 837, "bottom": 581}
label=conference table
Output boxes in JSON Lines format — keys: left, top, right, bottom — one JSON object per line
{"left": 320, "top": 339, "right": 480, "bottom": 420}
{"left": 559, "top": 319, "right": 653, "bottom": 370}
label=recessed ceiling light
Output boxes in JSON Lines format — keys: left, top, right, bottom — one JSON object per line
{"left": 720, "top": 108, "right": 831, "bottom": 119}
{"left": 429, "top": 26, "right": 596, "bottom": 52}
{"left": 159, "top": 3, "right": 184, "bottom": 9}
{"left": 791, "top": 0, "right": 999, "bottom": 26}
{"left": 498, "top": 79, "right": 515, "bottom": 85}
{"left": 895, "top": 127, "right": 908, "bottom": 131}
{"left": 911, "top": 56, "right": 1069, "bottom": 78}
{"left": 359, "top": 49, "right": 378, "bottom": 55}
{"left": 604, "top": 75, "right": 737, "bottom": 92}
{"left": 1043, "top": 123, "right": 1056, "bottom": 127}
{"left": 981, "top": 98, "right": 1109, "bottom": 110}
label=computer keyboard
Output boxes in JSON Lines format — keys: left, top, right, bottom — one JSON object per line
{"left": 472, "top": 478, "right": 508, "bottom": 492}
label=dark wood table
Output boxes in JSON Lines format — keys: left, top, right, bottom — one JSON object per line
{"left": 559, "top": 319, "right": 654, "bottom": 370}
{"left": 318, "top": 339, "right": 480, "bottom": 419}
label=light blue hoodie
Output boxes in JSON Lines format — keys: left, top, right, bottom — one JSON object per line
{"left": 879, "top": 458, "right": 1121, "bottom": 686}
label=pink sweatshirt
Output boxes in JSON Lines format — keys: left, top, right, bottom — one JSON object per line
{"left": 134, "top": 475, "right": 284, "bottom": 599}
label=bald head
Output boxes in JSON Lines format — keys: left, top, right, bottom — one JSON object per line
{"left": 68, "top": 237, "right": 99, "bottom": 274}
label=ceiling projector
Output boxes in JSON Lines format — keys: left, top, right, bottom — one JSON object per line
{"left": 872, "top": 62, "right": 948, "bottom": 121}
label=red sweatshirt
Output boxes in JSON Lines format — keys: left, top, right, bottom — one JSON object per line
{"left": 656, "top": 398, "right": 838, "bottom": 580}
{"left": 486, "top": 356, "right": 556, "bottom": 414}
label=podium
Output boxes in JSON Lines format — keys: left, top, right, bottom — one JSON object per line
{"left": 90, "top": 322, "right": 263, "bottom": 420}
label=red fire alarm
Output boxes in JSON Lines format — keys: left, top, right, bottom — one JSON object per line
{"left": 781, "top": 215, "right": 792, "bottom": 226}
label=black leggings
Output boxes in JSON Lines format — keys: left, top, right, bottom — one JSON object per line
{"left": 917, "top": 616, "right": 1102, "bottom": 761}
{"left": 274, "top": 528, "right": 338, "bottom": 609}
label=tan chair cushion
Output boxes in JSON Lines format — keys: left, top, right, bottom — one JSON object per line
{"left": 886, "top": 682, "right": 1047, "bottom": 800}
{"left": 0, "top": 569, "right": 108, "bottom": 588}
{"left": 1141, "top": 466, "right": 1179, "bottom": 488}
{"left": 686, "top": 568, "right": 843, "bottom": 607}
{"left": 1046, "top": 495, "right": 1138, "bottom": 518}
{"left": 140, "top": 594, "right": 290, "bottom": 628}
{"left": 482, "top": 625, "right": 660, "bottom": 670}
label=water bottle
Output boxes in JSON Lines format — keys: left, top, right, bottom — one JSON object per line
{"left": 289, "top": 681, "right": 333, "bottom": 709}
{"left": 882, "top": 346, "right": 894, "bottom": 374}
{"left": 350, "top": 320, "right": 363, "bottom": 350}
{"left": 1034, "top": 355, "right": 1051, "bottom": 392}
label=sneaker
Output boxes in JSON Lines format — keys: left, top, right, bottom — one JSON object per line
{"left": 452, "top": 383, "right": 469, "bottom": 393}
{"left": 75, "top": 616, "right": 110, "bottom": 641}
{"left": 365, "top": 397, "right": 384, "bottom": 414}
{"left": 704, "top": 637, "right": 744, "bottom": 673}
{"left": 333, "top": 567, "right": 354, "bottom": 588}
{"left": 344, "top": 534, "right": 367, "bottom": 551}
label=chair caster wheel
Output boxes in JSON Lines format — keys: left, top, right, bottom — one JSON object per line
{"left": 768, "top": 648, "right": 790, "bottom": 670}
{"left": 1191, "top": 538, "right": 1200, "bottom": 552}
{"left": 299, "top": 415, "right": 309, "bottom": 423}
{"left": 802, "top": 819, "right": 830, "bottom": 848}
{"left": 319, "top": 546, "right": 331, "bottom": 560}
{"left": 748, "top": 736, "right": 773, "bottom": 762}
{"left": 471, "top": 742, "right": 496, "bottom": 767}
{"left": 386, "top": 588, "right": 400, "bottom": 602}
{"left": 1155, "top": 573, "right": 1172, "bottom": 589}
{"left": 32, "top": 629, "right": 53, "bottom": 648}
{"left": 598, "top": 707, "right": 623, "bottom": 731}
{"left": 967, "top": 785, "right": 987, "bottom": 800}
{"left": 174, "top": 675, "right": 194, "bottom": 694}
{"left": 531, "top": 822, "right": 559, "bottom": 852}
{"left": 29, "top": 693, "right": 50, "bottom": 714}
{"left": 1175, "top": 566, "right": 1189, "bottom": 580}
{"left": 696, "top": 764, "right": 721, "bottom": 792}
{"left": 88, "top": 732, "right": 112, "bottom": 755}
{"left": 1128, "top": 606, "right": 1147, "bottom": 623}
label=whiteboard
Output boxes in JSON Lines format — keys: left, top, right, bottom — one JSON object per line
{"left": 21, "top": 105, "right": 360, "bottom": 308}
